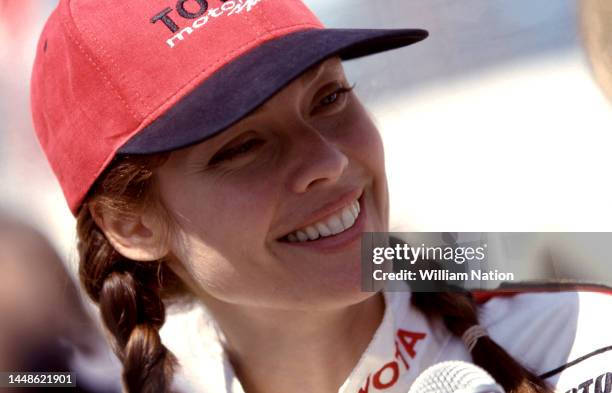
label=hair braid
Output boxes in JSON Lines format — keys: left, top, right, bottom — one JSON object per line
{"left": 76, "top": 155, "right": 181, "bottom": 393}
{"left": 411, "top": 292, "right": 552, "bottom": 393}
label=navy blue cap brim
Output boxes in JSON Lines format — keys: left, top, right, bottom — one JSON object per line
{"left": 118, "top": 28, "right": 428, "bottom": 155}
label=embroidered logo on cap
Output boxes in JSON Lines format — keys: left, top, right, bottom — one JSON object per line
{"left": 151, "top": 0, "right": 266, "bottom": 48}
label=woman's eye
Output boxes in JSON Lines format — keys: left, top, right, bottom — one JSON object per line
{"left": 209, "top": 139, "right": 264, "bottom": 165}
{"left": 315, "top": 84, "right": 355, "bottom": 112}
{"left": 320, "top": 91, "right": 341, "bottom": 106}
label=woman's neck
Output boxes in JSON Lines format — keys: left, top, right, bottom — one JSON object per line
{"left": 201, "top": 292, "right": 385, "bottom": 393}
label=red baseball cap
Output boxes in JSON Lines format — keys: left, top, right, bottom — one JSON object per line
{"left": 31, "top": 0, "right": 428, "bottom": 215}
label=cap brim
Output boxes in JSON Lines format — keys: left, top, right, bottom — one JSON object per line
{"left": 118, "top": 28, "right": 428, "bottom": 154}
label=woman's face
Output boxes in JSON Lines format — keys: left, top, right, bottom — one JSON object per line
{"left": 156, "top": 58, "right": 389, "bottom": 310}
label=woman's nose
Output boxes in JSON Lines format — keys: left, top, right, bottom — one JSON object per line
{"left": 286, "top": 126, "right": 349, "bottom": 194}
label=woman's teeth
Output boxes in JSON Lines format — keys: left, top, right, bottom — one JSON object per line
{"left": 286, "top": 199, "right": 361, "bottom": 243}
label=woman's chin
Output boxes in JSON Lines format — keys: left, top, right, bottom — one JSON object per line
{"left": 283, "top": 288, "right": 379, "bottom": 312}
{"left": 286, "top": 270, "right": 377, "bottom": 311}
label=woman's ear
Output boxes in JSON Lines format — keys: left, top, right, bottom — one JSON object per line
{"left": 89, "top": 202, "right": 170, "bottom": 261}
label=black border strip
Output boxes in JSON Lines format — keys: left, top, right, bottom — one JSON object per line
{"left": 539, "top": 346, "right": 612, "bottom": 379}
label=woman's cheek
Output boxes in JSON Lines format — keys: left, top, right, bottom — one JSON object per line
{"left": 177, "top": 235, "right": 259, "bottom": 303}
{"left": 342, "top": 100, "right": 389, "bottom": 228}
{"left": 338, "top": 100, "right": 386, "bottom": 172}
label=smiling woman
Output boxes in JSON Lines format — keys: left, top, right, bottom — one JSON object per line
{"left": 30, "top": 0, "right": 611, "bottom": 393}
{"left": 136, "top": 58, "right": 388, "bottom": 311}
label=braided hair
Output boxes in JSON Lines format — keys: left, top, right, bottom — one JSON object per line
{"left": 412, "top": 292, "right": 552, "bottom": 393}
{"left": 77, "top": 155, "right": 182, "bottom": 393}
{"left": 76, "top": 154, "right": 553, "bottom": 393}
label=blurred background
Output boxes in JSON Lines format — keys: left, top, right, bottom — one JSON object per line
{"left": 0, "top": 0, "right": 611, "bottom": 387}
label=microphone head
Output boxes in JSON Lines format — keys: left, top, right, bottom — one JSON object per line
{"left": 408, "top": 361, "right": 505, "bottom": 393}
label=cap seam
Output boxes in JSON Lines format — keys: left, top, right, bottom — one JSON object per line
{"left": 61, "top": 0, "right": 141, "bottom": 122}
{"left": 72, "top": 11, "right": 149, "bottom": 116}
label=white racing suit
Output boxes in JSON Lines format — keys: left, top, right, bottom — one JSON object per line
{"left": 161, "top": 286, "right": 612, "bottom": 393}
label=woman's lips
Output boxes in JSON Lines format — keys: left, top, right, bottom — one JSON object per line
{"left": 279, "top": 194, "right": 366, "bottom": 253}
{"left": 278, "top": 188, "right": 363, "bottom": 239}
{"left": 286, "top": 197, "right": 360, "bottom": 242}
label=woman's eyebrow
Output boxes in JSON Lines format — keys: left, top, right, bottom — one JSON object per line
{"left": 302, "top": 59, "right": 344, "bottom": 89}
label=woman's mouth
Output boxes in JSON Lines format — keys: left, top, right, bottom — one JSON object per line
{"left": 278, "top": 190, "right": 367, "bottom": 253}
{"left": 285, "top": 198, "right": 361, "bottom": 243}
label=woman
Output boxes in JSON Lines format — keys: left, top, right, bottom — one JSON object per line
{"left": 31, "top": 0, "right": 611, "bottom": 392}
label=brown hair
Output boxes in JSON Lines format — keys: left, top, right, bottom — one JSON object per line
{"left": 76, "top": 155, "right": 553, "bottom": 393}
{"left": 76, "top": 154, "right": 184, "bottom": 393}
{"left": 412, "top": 292, "right": 551, "bottom": 393}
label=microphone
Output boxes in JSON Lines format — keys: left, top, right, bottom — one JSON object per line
{"left": 408, "top": 361, "right": 505, "bottom": 393}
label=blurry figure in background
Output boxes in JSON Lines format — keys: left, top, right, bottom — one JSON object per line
{"left": 0, "top": 0, "right": 35, "bottom": 50}
{"left": 0, "top": 214, "right": 121, "bottom": 393}
{"left": 581, "top": 0, "right": 612, "bottom": 101}
{"left": 1, "top": 2, "right": 121, "bottom": 390}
